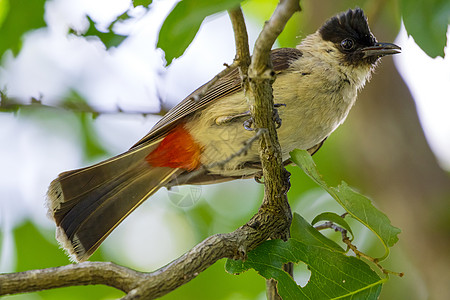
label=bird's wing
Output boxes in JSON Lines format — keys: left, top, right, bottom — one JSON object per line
{"left": 131, "top": 48, "right": 303, "bottom": 149}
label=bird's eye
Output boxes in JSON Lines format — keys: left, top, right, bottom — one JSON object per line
{"left": 341, "top": 38, "right": 355, "bottom": 51}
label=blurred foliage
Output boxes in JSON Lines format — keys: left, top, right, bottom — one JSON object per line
{"left": 0, "top": 0, "right": 46, "bottom": 56}
{"left": 157, "top": 0, "right": 244, "bottom": 65}
{"left": 132, "top": 0, "right": 152, "bottom": 8}
{"left": 242, "top": 0, "right": 304, "bottom": 47}
{"left": 78, "top": 112, "right": 109, "bottom": 160}
{"left": 62, "top": 91, "right": 109, "bottom": 160}
{"left": 78, "top": 16, "right": 127, "bottom": 50}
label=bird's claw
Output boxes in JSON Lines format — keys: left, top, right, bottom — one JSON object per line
{"left": 274, "top": 103, "right": 286, "bottom": 108}
{"left": 243, "top": 118, "right": 254, "bottom": 131}
{"left": 242, "top": 104, "right": 285, "bottom": 130}
{"left": 273, "top": 103, "right": 285, "bottom": 129}
{"left": 273, "top": 108, "right": 282, "bottom": 129}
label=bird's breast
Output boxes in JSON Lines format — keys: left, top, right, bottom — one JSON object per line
{"left": 274, "top": 70, "right": 357, "bottom": 157}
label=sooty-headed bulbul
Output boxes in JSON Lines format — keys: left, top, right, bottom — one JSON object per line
{"left": 47, "top": 8, "right": 401, "bottom": 262}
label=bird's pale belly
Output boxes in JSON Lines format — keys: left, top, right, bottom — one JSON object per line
{"left": 187, "top": 88, "right": 354, "bottom": 177}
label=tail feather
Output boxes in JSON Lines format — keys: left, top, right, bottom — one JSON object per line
{"left": 50, "top": 144, "right": 152, "bottom": 215}
{"left": 46, "top": 144, "right": 180, "bottom": 262}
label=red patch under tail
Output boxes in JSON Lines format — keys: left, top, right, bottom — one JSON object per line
{"left": 146, "top": 123, "right": 202, "bottom": 171}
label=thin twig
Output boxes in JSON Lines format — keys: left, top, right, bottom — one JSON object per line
{"left": 0, "top": 97, "right": 166, "bottom": 116}
{"left": 314, "top": 217, "right": 404, "bottom": 278}
{"left": 229, "top": 8, "right": 251, "bottom": 79}
{"left": 342, "top": 236, "right": 404, "bottom": 277}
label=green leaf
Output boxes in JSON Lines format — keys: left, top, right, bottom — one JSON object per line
{"left": 0, "top": 0, "right": 8, "bottom": 28}
{"left": 0, "top": 0, "right": 46, "bottom": 57}
{"left": 290, "top": 149, "right": 401, "bottom": 260}
{"left": 81, "top": 16, "right": 127, "bottom": 49}
{"left": 132, "top": 0, "right": 152, "bottom": 7}
{"left": 157, "top": 0, "right": 243, "bottom": 65}
{"left": 291, "top": 213, "right": 344, "bottom": 252}
{"left": 311, "top": 212, "right": 354, "bottom": 240}
{"left": 226, "top": 238, "right": 385, "bottom": 300}
{"left": 401, "top": 0, "right": 450, "bottom": 58}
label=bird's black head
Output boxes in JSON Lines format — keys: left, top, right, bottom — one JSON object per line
{"left": 319, "top": 8, "right": 400, "bottom": 65}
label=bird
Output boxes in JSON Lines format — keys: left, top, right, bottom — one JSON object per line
{"left": 46, "top": 8, "right": 401, "bottom": 262}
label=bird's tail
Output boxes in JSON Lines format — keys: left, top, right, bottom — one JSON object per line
{"left": 46, "top": 144, "right": 180, "bottom": 262}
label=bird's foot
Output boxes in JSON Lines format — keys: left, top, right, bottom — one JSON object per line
{"left": 273, "top": 103, "right": 286, "bottom": 129}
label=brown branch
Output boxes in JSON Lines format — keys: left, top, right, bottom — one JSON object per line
{"left": 0, "top": 2, "right": 301, "bottom": 299}
{"left": 249, "top": 0, "right": 301, "bottom": 77}
{"left": 243, "top": 0, "right": 301, "bottom": 298}
{"left": 0, "top": 217, "right": 290, "bottom": 298}
{"left": 0, "top": 95, "right": 166, "bottom": 117}
{"left": 229, "top": 8, "right": 251, "bottom": 78}
{"left": 0, "top": 262, "right": 142, "bottom": 295}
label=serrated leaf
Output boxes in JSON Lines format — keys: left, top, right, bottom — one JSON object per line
{"left": 0, "top": 0, "right": 46, "bottom": 57}
{"left": 291, "top": 213, "right": 344, "bottom": 252}
{"left": 401, "top": 0, "right": 450, "bottom": 58}
{"left": 331, "top": 182, "right": 400, "bottom": 249}
{"left": 132, "top": 0, "right": 152, "bottom": 7}
{"left": 82, "top": 16, "right": 127, "bottom": 49}
{"left": 290, "top": 149, "right": 401, "bottom": 260}
{"left": 157, "top": 0, "right": 243, "bottom": 65}
{"left": 226, "top": 238, "right": 385, "bottom": 300}
{"left": 312, "top": 212, "right": 354, "bottom": 240}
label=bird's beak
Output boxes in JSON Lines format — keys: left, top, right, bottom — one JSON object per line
{"left": 362, "top": 42, "right": 401, "bottom": 58}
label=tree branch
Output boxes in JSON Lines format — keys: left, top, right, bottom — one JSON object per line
{"left": 0, "top": 1, "right": 301, "bottom": 299}
{"left": 228, "top": 8, "right": 250, "bottom": 77}
{"left": 0, "top": 93, "right": 167, "bottom": 117}
{"left": 245, "top": 1, "right": 301, "bottom": 298}
{"left": 0, "top": 218, "right": 290, "bottom": 298}
{"left": 0, "top": 262, "right": 142, "bottom": 295}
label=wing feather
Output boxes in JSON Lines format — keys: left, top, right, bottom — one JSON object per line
{"left": 131, "top": 48, "right": 303, "bottom": 148}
